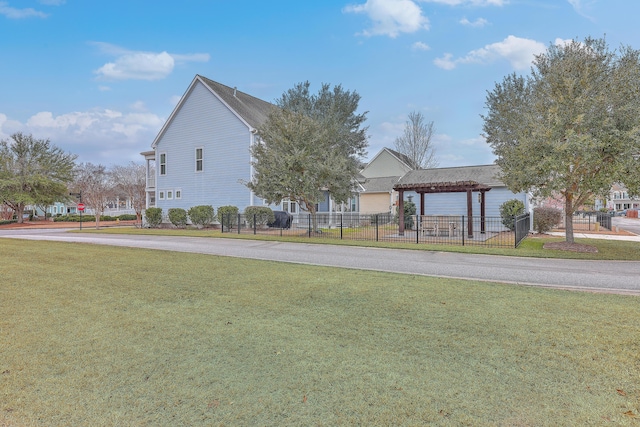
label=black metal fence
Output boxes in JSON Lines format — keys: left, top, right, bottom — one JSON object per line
{"left": 221, "top": 212, "right": 530, "bottom": 248}
{"left": 557, "top": 211, "right": 612, "bottom": 232}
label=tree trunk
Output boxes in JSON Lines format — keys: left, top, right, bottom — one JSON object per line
{"left": 15, "top": 203, "right": 25, "bottom": 224}
{"left": 564, "top": 195, "right": 575, "bottom": 244}
{"left": 94, "top": 213, "right": 101, "bottom": 230}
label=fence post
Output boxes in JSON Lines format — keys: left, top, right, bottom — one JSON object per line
{"left": 416, "top": 215, "right": 419, "bottom": 244}
{"left": 340, "top": 214, "right": 343, "bottom": 239}
{"left": 461, "top": 215, "right": 465, "bottom": 246}
{"left": 237, "top": 213, "right": 241, "bottom": 234}
{"left": 253, "top": 213, "right": 257, "bottom": 235}
{"left": 514, "top": 216, "right": 517, "bottom": 249}
{"left": 308, "top": 213, "right": 311, "bottom": 238}
{"left": 375, "top": 214, "right": 379, "bottom": 242}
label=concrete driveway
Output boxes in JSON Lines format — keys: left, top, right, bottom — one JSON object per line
{"left": 1, "top": 228, "right": 639, "bottom": 296}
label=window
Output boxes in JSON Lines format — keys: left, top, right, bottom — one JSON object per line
{"left": 167, "top": 191, "right": 173, "bottom": 200}
{"left": 195, "top": 148, "right": 203, "bottom": 172}
{"left": 282, "top": 200, "right": 297, "bottom": 213}
{"left": 159, "top": 191, "right": 165, "bottom": 200}
{"left": 160, "top": 153, "right": 167, "bottom": 176}
{"left": 175, "top": 190, "right": 181, "bottom": 199}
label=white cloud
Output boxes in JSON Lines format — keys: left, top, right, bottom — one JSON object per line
{"left": 567, "top": 0, "right": 595, "bottom": 20}
{"left": 91, "top": 42, "right": 210, "bottom": 81}
{"left": 343, "top": 0, "right": 429, "bottom": 38}
{"left": 412, "top": 41, "right": 431, "bottom": 51}
{"left": 0, "top": 1, "right": 47, "bottom": 18}
{"left": 434, "top": 35, "right": 546, "bottom": 70}
{"left": 421, "top": 0, "right": 507, "bottom": 5}
{"left": 1, "top": 108, "right": 165, "bottom": 164}
{"left": 459, "top": 17, "right": 488, "bottom": 27}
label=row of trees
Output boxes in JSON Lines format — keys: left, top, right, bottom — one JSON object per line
{"left": 0, "top": 132, "right": 146, "bottom": 227}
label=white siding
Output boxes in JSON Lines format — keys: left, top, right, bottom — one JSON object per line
{"left": 154, "top": 81, "right": 255, "bottom": 212}
{"left": 361, "top": 150, "right": 412, "bottom": 178}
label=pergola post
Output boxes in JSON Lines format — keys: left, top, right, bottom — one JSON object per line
{"left": 467, "top": 190, "right": 473, "bottom": 238}
{"left": 398, "top": 190, "right": 405, "bottom": 236}
{"left": 480, "top": 190, "right": 486, "bottom": 234}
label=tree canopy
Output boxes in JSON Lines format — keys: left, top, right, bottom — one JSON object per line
{"left": 394, "top": 111, "right": 438, "bottom": 169}
{"left": 110, "top": 162, "right": 146, "bottom": 222}
{"left": 248, "top": 82, "right": 368, "bottom": 218}
{"left": 482, "top": 37, "right": 640, "bottom": 243}
{"left": 72, "top": 162, "right": 114, "bottom": 229}
{"left": 0, "top": 132, "right": 76, "bottom": 223}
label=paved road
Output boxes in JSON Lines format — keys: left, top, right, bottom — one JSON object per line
{"left": 2, "top": 228, "right": 639, "bottom": 295}
{"left": 612, "top": 216, "right": 640, "bottom": 236}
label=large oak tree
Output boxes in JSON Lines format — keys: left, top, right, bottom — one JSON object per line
{"left": 248, "top": 82, "right": 368, "bottom": 229}
{"left": 483, "top": 37, "right": 640, "bottom": 243}
{"left": 0, "top": 133, "right": 77, "bottom": 223}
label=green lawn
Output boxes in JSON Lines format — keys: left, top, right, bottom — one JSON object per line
{"left": 1, "top": 239, "right": 639, "bottom": 426}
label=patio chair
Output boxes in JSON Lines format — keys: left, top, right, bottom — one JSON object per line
{"left": 420, "top": 215, "right": 438, "bottom": 236}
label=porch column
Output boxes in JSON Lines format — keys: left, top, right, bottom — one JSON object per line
{"left": 398, "top": 190, "right": 405, "bottom": 236}
{"left": 480, "top": 191, "right": 486, "bottom": 234}
{"left": 467, "top": 190, "right": 473, "bottom": 238}
{"left": 420, "top": 192, "right": 425, "bottom": 216}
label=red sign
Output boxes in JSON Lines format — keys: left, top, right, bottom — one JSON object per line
{"left": 77, "top": 203, "right": 85, "bottom": 212}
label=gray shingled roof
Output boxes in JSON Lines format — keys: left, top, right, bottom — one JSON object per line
{"left": 198, "top": 75, "right": 274, "bottom": 130}
{"left": 385, "top": 148, "right": 416, "bottom": 169}
{"left": 395, "top": 164, "right": 504, "bottom": 188}
{"left": 360, "top": 176, "right": 401, "bottom": 193}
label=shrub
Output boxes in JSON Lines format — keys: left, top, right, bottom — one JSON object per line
{"left": 217, "top": 205, "right": 239, "bottom": 228}
{"left": 188, "top": 205, "right": 215, "bottom": 228}
{"left": 533, "top": 206, "right": 562, "bottom": 234}
{"left": 145, "top": 207, "right": 163, "bottom": 228}
{"left": 117, "top": 214, "right": 137, "bottom": 221}
{"left": 244, "top": 206, "right": 275, "bottom": 228}
{"left": 402, "top": 201, "right": 416, "bottom": 230}
{"left": 499, "top": 199, "right": 525, "bottom": 231}
{"left": 168, "top": 208, "right": 188, "bottom": 228}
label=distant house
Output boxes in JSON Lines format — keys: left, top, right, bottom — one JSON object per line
{"left": 605, "top": 183, "right": 640, "bottom": 212}
{"left": 357, "top": 148, "right": 414, "bottom": 214}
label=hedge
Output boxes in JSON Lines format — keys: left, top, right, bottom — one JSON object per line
{"left": 533, "top": 206, "right": 562, "bottom": 234}
{"left": 168, "top": 208, "right": 188, "bottom": 228}
{"left": 145, "top": 208, "right": 163, "bottom": 228}
{"left": 217, "top": 205, "right": 239, "bottom": 227}
{"left": 188, "top": 205, "right": 215, "bottom": 227}
{"left": 244, "top": 206, "right": 275, "bottom": 228}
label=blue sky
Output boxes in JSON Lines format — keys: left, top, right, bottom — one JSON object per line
{"left": 1, "top": 0, "right": 638, "bottom": 167}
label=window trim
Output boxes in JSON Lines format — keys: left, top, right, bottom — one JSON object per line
{"left": 159, "top": 191, "right": 165, "bottom": 200}
{"left": 195, "top": 147, "right": 203, "bottom": 172}
{"left": 175, "top": 189, "right": 182, "bottom": 200}
{"left": 159, "top": 152, "right": 167, "bottom": 176}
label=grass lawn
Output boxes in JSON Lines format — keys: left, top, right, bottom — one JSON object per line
{"left": 1, "top": 239, "right": 639, "bottom": 426}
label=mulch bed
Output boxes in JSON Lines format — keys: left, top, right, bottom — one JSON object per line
{"left": 543, "top": 241, "right": 599, "bottom": 253}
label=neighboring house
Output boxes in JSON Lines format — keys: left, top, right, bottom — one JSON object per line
{"left": 143, "top": 75, "right": 352, "bottom": 218}
{"left": 143, "top": 75, "right": 274, "bottom": 215}
{"left": 605, "top": 183, "right": 640, "bottom": 212}
{"left": 357, "top": 148, "right": 415, "bottom": 214}
{"left": 394, "top": 164, "right": 530, "bottom": 218}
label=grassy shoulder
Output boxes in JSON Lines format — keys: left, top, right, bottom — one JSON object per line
{"left": 2, "top": 240, "right": 639, "bottom": 425}
{"left": 79, "top": 226, "right": 640, "bottom": 260}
